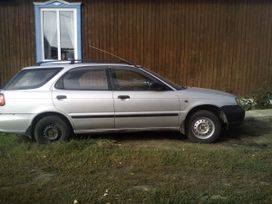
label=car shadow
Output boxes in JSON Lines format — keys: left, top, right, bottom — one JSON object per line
{"left": 75, "top": 116, "right": 272, "bottom": 145}
{"left": 220, "top": 116, "right": 272, "bottom": 144}
{"left": 74, "top": 130, "right": 186, "bottom": 143}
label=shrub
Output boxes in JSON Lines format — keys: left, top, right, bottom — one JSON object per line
{"left": 239, "top": 98, "right": 257, "bottom": 111}
{"left": 238, "top": 88, "right": 272, "bottom": 110}
{"left": 253, "top": 88, "right": 272, "bottom": 109}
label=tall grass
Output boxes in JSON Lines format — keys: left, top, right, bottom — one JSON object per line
{"left": 0, "top": 131, "right": 272, "bottom": 204}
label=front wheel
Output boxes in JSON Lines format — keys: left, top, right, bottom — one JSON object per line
{"left": 34, "top": 115, "right": 72, "bottom": 144}
{"left": 186, "top": 110, "right": 221, "bottom": 143}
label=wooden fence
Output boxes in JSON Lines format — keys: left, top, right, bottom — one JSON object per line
{"left": 0, "top": 0, "right": 272, "bottom": 95}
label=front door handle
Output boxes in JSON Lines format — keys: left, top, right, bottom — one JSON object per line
{"left": 56, "top": 95, "right": 67, "bottom": 100}
{"left": 118, "top": 95, "right": 130, "bottom": 100}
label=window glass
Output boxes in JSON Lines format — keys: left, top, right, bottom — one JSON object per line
{"left": 141, "top": 67, "right": 183, "bottom": 90}
{"left": 43, "top": 11, "right": 58, "bottom": 60}
{"left": 60, "top": 11, "right": 75, "bottom": 60}
{"left": 4, "top": 68, "right": 61, "bottom": 90}
{"left": 112, "top": 69, "right": 169, "bottom": 91}
{"left": 56, "top": 69, "right": 109, "bottom": 90}
{"left": 41, "top": 9, "right": 76, "bottom": 61}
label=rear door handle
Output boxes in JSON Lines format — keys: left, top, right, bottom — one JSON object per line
{"left": 118, "top": 95, "right": 130, "bottom": 100}
{"left": 56, "top": 95, "right": 67, "bottom": 100}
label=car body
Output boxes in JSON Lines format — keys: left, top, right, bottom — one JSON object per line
{"left": 0, "top": 62, "right": 245, "bottom": 143}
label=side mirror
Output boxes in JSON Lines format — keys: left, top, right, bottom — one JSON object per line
{"left": 150, "top": 82, "right": 166, "bottom": 91}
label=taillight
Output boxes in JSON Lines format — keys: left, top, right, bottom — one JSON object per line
{"left": 0, "top": 93, "right": 5, "bottom": 106}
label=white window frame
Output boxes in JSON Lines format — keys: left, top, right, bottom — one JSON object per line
{"left": 40, "top": 8, "right": 78, "bottom": 61}
{"left": 34, "top": 0, "right": 82, "bottom": 62}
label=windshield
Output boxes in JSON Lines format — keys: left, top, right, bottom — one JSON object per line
{"left": 4, "top": 68, "right": 62, "bottom": 90}
{"left": 140, "top": 67, "right": 185, "bottom": 90}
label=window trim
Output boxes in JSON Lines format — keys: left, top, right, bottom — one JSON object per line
{"left": 34, "top": 0, "right": 82, "bottom": 62}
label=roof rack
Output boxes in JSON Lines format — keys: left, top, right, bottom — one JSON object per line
{"left": 35, "top": 59, "right": 134, "bottom": 66}
{"left": 36, "top": 60, "right": 74, "bottom": 66}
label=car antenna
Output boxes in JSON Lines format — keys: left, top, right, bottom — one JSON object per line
{"left": 88, "top": 45, "right": 140, "bottom": 67}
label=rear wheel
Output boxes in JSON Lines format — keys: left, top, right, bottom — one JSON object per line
{"left": 186, "top": 110, "right": 221, "bottom": 143}
{"left": 34, "top": 115, "right": 72, "bottom": 144}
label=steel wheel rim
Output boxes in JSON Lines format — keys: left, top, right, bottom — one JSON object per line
{"left": 192, "top": 117, "right": 215, "bottom": 139}
{"left": 43, "top": 124, "right": 61, "bottom": 141}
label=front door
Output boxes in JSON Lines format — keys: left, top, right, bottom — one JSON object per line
{"left": 110, "top": 67, "right": 180, "bottom": 129}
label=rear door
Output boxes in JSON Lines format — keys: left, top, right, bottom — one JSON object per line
{"left": 110, "top": 66, "right": 180, "bottom": 129}
{"left": 52, "top": 66, "right": 114, "bottom": 132}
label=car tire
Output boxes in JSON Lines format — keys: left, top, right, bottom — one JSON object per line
{"left": 34, "top": 115, "right": 72, "bottom": 144}
{"left": 186, "top": 110, "right": 221, "bottom": 143}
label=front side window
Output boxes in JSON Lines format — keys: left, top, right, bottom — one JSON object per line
{"left": 4, "top": 68, "right": 62, "bottom": 90}
{"left": 112, "top": 69, "right": 170, "bottom": 91}
{"left": 34, "top": 1, "right": 81, "bottom": 62}
{"left": 55, "top": 68, "right": 109, "bottom": 90}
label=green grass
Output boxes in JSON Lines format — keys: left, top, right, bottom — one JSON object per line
{"left": 0, "top": 117, "right": 272, "bottom": 204}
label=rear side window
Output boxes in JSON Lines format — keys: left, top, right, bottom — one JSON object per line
{"left": 4, "top": 68, "right": 62, "bottom": 90}
{"left": 55, "top": 68, "right": 109, "bottom": 90}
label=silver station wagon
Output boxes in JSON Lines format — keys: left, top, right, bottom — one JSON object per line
{"left": 0, "top": 62, "right": 245, "bottom": 143}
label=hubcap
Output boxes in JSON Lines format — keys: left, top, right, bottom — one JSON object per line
{"left": 43, "top": 124, "right": 61, "bottom": 141}
{"left": 192, "top": 117, "right": 215, "bottom": 139}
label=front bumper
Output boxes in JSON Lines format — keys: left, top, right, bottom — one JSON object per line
{"left": 220, "top": 105, "right": 245, "bottom": 125}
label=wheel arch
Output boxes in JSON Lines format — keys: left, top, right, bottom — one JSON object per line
{"left": 26, "top": 112, "right": 74, "bottom": 139}
{"left": 181, "top": 105, "right": 227, "bottom": 134}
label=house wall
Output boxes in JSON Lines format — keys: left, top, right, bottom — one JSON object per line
{"left": 0, "top": 0, "right": 272, "bottom": 95}
{"left": 0, "top": 0, "right": 36, "bottom": 85}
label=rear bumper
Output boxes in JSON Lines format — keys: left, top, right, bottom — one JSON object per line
{"left": 220, "top": 105, "right": 245, "bottom": 125}
{"left": 0, "top": 113, "right": 32, "bottom": 134}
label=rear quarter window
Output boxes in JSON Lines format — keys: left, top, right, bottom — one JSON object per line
{"left": 4, "top": 68, "right": 62, "bottom": 90}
